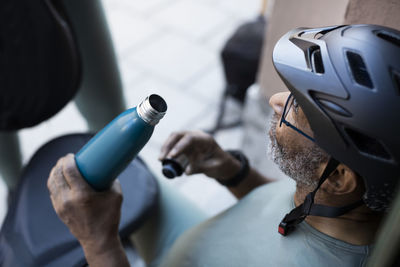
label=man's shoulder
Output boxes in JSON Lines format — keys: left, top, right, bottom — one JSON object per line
{"left": 163, "top": 178, "right": 370, "bottom": 267}
{"left": 241, "top": 178, "right": 296, "bottom": 204}
{"left": 250, "top": 178, "right": 296, "bottom": 194}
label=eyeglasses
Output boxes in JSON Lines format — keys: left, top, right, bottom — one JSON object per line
{"left": 279, "top": 93, "right": 315, "bottom": 142}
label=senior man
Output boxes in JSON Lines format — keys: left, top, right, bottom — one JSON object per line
{"left": 47, "top": 24, "right": 400, "bottom": 266}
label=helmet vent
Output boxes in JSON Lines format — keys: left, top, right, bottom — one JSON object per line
{"left": 299, "top": 31, "right": 319, "bottom": 39}
{"left": 346, "top": 51, "right": 374, "bottom": 89}
{"left": 314, "top": 32, "right": 325, "bottom": 39}
{"left": 310, "top": 48, "right": 324, "bottom": 74}
{"left": 316, "top": 98, "right": 352, "bottom": 117}
{"left": 376, "top": 31, "right": 400, "bottom": 47}
{"left": 345, "top": 127, "right": 392, "bottom": 161}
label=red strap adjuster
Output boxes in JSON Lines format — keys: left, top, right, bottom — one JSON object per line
{"left": 278, "top": 221, "right": 288, "bottom": 236}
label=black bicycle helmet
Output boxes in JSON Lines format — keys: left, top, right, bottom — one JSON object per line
{"left": 273, "top": 24, "right": 400, "bottom": 214}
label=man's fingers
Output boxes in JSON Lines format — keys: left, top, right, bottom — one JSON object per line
{"left": 62, "top": 154, "right": 93, "bottom": 192}
{"left": 166, "top": 134, "right": 197, "bottom": 159}
{"left": 48, "top": 158, "right": 70, "bottom": 195}
{"left": 185, "top": 164, "right": 195, "bottom": 175}
{"left": 185, "top": 159, "right": 215, "bottom": 175}
{"left": 109, "top": 180, "right": 123, "bottom": 205}
{"left": 47, "top": 158, "right": 71, "bottom": 212}
{"left": 110, "top": 179, "right": 122, "bottom": 195}
{"left": 159, "top": 132, "right": 185, "bottom": 160}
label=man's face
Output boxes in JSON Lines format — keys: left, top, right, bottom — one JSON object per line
{"left": 268, "top": 92, "right": 329, "bottom": 189}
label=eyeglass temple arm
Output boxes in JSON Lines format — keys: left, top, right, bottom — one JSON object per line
{"left": 281, "top": 120, "right": 315, "bottom": 142}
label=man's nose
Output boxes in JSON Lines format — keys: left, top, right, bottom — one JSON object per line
{"left": 269, "top": 92, "right": 290, "bottom": 116}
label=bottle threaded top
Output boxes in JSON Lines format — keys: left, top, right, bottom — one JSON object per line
{"left": 137, "top": 94, "right": 167, "bottom": 125}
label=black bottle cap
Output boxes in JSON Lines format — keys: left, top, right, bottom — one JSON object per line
{"left": 162, "top": 159, "right": 184, "bottom": 179}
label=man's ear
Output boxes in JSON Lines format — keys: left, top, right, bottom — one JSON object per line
{"left": 320, "top": 164, "right": 359, "bottom": 195}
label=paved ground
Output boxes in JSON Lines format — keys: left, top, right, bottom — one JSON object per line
{"left": 0, "top": 0, "right": 288, "bottom": 229}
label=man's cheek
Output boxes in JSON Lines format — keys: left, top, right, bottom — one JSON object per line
{"left": 274, "top": 126, "right": 287, "bottom": 146}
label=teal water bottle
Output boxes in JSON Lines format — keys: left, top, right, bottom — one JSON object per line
{"left": 75, "top": 94, "right": 167, "bottom": 191}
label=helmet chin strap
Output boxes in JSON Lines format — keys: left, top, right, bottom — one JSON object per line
{"left": 278, "top": 157, "right": 364, "bottom": 236}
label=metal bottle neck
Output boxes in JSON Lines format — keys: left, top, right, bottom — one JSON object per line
{"left": 137, "top": 94, "right": 167, "bottom": 126}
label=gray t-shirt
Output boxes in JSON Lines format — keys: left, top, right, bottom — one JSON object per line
{"left": 161, "top": 179, "right": 373, "bottom": 267}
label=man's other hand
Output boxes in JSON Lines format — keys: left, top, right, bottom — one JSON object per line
{"left": 47, "top": 153, "right": 123, "bottom": 253}
{"left": 159, "top": 131, "right": 240, "bottom": 181}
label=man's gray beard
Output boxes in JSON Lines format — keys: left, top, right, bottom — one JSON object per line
{"left": 267, "top": 114, "right": 329, "bottom": 190}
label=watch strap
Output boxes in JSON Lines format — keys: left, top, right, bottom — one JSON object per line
{"left": 217, "top": 150, "right": 250, "bottom": 187}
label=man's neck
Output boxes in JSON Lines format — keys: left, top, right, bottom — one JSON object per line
{"left": 294, "top": 188, "right": 383, "bottom": 246}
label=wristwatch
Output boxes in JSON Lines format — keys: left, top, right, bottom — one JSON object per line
{"left": 217, "top": 150, "right": 250, "bottom": 187}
